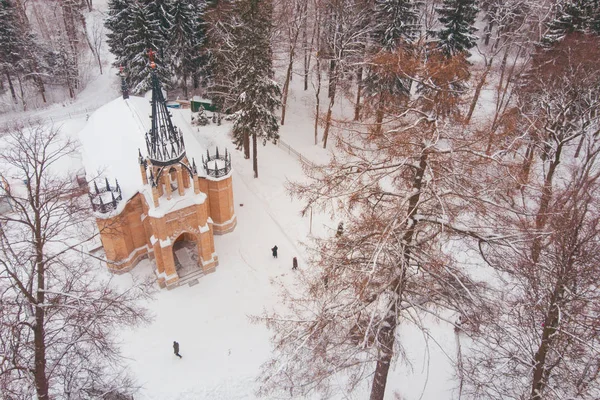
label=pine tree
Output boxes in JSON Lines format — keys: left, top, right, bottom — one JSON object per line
{"left": 435, "top": 0, "right": 479, "bottom": 56}
{"left": 105, "top": 0, "right": 131, "bottom": 61}
{"left": 542, "top": 0, "right": 593, "bottom": 47}
{"left": 373, "top": 0, "right": 421, "bottom": 50}
{"left": 121, "top": 1, "right": 171, "bottom": 94}
{"left": 0, "top": 0, "right": 42, "bottom": 105}
{"left": 169, "top": 0, "right": 205, "bottom": 96}
{"left": 143, "top": 0, "right": 173, "bottom": 61}
{"left": 0, "top": 0, "right": 26, "bottom": 74}
{"left": 231, "top": 0, "right": 281, "bottom": 178}
{"left": 363, "top": 0, "right": 420, "bottom": 129}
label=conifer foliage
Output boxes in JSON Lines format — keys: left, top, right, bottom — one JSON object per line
{"left": 230, "top": 0, "right": 281, "bottom": 178}
{"left": 105, "top": 0, "right": 132, "bottom": 62}
{"left": 373, "top": 0, "right": 420, "bottom": 50}
{"left": 121, "top": 1, "right": 170, "bottom": 94}
{"left": 542, "top": 0, "right": 596, "bottom": 46}
{"left": 105, "top": 0, "right": 207, "bottom": 94}
{"left": 435, "top": 0, "right": 479, "bottom": 56}
{"left": 0, "top": 0, "right": 35, "bottom": 103}
{"left": 169, "top": 0, "right": 205, "bottom": 97}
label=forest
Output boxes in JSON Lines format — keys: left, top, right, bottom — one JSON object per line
{"left": 1, "top": 0, "right": 599, "bottom": 399}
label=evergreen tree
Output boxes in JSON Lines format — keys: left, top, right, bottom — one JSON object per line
{"left": 105, "top": 0, "right": 131, "bottom": 61}
{"left": 0, "top": 0, "right": 42, "bottom": 105}
{"left": 231, "top": 0, "right": 281, "bottom": 178}
{"left": 373, "top": 0, "right": 421, "bottom": 50}
{"left": 169, "top": 0, "right": 205, "bottom": 96}
{"left": 143, "top": 0, "right": 173, "bottom": 61}
{"left": 542, "top": 0, "right": 593, "bottom": 47}
{"left": 121, "top": 1, "right": 171, "bottom": 94}
{"left": 591, "top": 0, "right": 600, "bottom": 35}
{"left": 435, "top": 0, "right": 479, "bottom": 56}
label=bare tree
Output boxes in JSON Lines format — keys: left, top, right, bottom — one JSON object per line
{"left": 0, "top": 123, "right": 151, "bottom": 399}
{"left": 458, "top": 32, "right": 600, "bottom": 400}
{"left": 278, "top": 0, "right": 309, "bottom": 125}
{"left": 461, "top": 167, "right": 600, "bottom": 400}
{"left": 257, "top": 49, "right": 496, "bottom": 398}
{"left": 319, "top": 0, "right": 373, "bottom": 148}
{"left": 85, "top": 11, "right": 105, "bottom": 74}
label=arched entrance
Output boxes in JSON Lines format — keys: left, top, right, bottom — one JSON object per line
{"left": 172, "top": 232, "right": 201, "bottom": 278}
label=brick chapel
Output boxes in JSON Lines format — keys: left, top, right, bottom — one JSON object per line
{"left": 81, "top": 61, "right": 236, "bottom": 289}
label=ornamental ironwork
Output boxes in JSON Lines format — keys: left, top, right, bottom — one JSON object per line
{"left": 202, "top": 147, "right": 231, "bottom": 178}
{"left": 89, "top": 177, "right": 122, "bottom": 213}
{"left": 145, "top": 50, "right": 186, "bottom": 166}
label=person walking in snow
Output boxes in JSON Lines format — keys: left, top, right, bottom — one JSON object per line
{"left": 336, "top": 222, "right": 344, "bottom": 237}
{"left": 173, "top": 341, "right": 182, "bottom": 358}
{"left": 271, "top": 245, "right": 278, "bottom": 258}
{"left": 292, "top": 257, "right": 298, "bottom": 270}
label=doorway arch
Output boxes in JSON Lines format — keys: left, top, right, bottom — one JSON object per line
{"left": 172, "top": 232, "right": 201, "bottom": 277}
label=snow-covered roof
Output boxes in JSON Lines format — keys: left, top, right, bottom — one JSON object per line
{"left": 78, "top": 96, "right": 212, "bottom": 212}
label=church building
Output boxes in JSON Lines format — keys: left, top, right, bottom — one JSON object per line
{"left": 79, "top": 60, "right": 236, "bottom": 289}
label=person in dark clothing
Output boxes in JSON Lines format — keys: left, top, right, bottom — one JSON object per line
{"left": 173, "top": 341, "right": 182, "bottom": 358}
{"left": 271, "top": 245, "right": 278, "bottom": 258}
{"left": 292, "top": 257, "right": 298, "bottom": 270}
{"left": 336, "top": 222, "right": 344, "bottom": 237}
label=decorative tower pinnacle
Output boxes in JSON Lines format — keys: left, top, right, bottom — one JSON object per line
{"left": 120, "top": 65, "right": 129, "bottom": 100}
{"left": 145, "top": 49, "right": 186, "bottom": 166}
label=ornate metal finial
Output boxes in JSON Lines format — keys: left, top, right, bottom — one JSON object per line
{"left": 89, "top": 178, "right": 122, "bottom": 213}
{"left": 148, "top": 48, "right": 156, "bottom": 69}
{"left": 203, "top": 147, "right": 232, "bottom": 178}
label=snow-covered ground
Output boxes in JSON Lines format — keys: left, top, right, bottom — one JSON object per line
{"left": 0, "top": 3, "right": 461, "bottom": 396}
{"left": 105, "top": 73, "right": 459, "bottom": 399}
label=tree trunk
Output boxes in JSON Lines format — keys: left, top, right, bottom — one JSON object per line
{"left": 519, "top": 143, "right": 535, "bottom": 187}
{"left": 370, "top": 151, "right": 428, "bottom": 400}
{"left": 354, "top": 67, "right": 362, "bottom": 121}
{"left": 530, "top": 283, "right": 564, "bottom": 400}
{"left": 34, "top": 227, "right": 49, "bottom": 400}
{"left": 5, "top": 71, "right": 18, "bottom": 103}
{"left": 369, "top": 307, "right": 396, "bottom": 400}
{"left": 314, "top": 14, "right": 321, "bottom": 145}
{"left": 465, "top": 59, "right": 493, "bottom": 124}
{"left": 281, "top": 49, "right": 294, "bottom": 125}
{"left": 16, "top": 74, "right": 26, "bottom": 111}
{"left": 243, "top": 131, "right": 250, "bottom": 159}
{"left": 181, "top": 75, "right": 188, "bottom": 98}
{"left": 532, "top": 143, "right": 563, "bottom": 263}
{"left": 328, "top": 60, "right": 336, "bottom": 98}
{"left": 322, "top": 94, "right": 334, "bottom": 149}
{"left": 302, "top": 2, "right": 309, "bottom": 91}
{"left": 375, "top": 96, "right": 384, "bottom": 134}
{"left": 252, "top": 133, "right": 258, "bottom": 178}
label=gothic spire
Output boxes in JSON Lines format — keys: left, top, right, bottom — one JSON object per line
{"left": 145, "top": 49, "right": 186, "bottom": 166}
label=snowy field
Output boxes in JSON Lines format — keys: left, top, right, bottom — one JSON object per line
{"left": 0, "top": 3, "right": 461, "bottom": 397}
{"left": 11, "top": 72, "right": 462, "bottom": 399}
{"left": 105, "top": 74, "right": 458, "bottom": 399}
